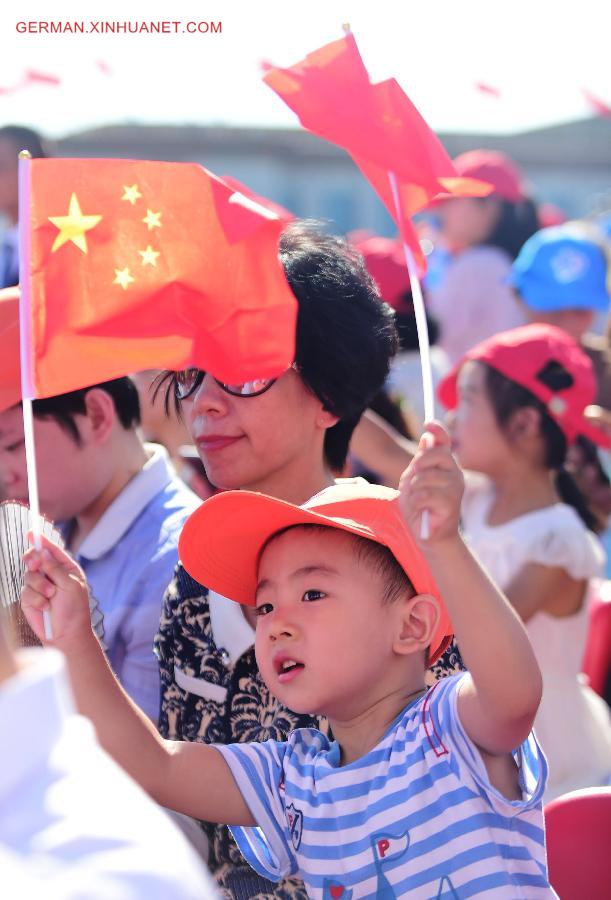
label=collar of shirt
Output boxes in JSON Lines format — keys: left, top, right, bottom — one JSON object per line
{"left": 208, "top": 590, "right": 255, "bottom": 665}
{"left": 74, "top": 443, "right": 175, "bottom": 561}
{"left": 0, "top": 647, "right": 74, "bottom": 806}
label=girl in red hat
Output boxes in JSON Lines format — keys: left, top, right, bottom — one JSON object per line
{"left": 440, "top": 323, "right": 611, "bottom": 800}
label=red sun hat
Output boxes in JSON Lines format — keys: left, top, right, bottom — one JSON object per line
{"left": 438, "top": 323, "right": 611, "bottom": 449}
{"left": 452, "top": 149, "right": 527, "bottom": 204}
{"left": 179, "top": 479, "right": 453, "bottom": 665}
{"left": 351, "top": 235, "right": 412, "bottom": 313}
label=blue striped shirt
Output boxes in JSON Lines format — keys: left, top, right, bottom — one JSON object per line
{"left": 216, "top": 674, "right": 556, "bottom": 898}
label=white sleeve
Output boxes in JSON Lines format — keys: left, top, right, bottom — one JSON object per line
{"left": 525, "top": 516, "right": 605, "bottom": 581}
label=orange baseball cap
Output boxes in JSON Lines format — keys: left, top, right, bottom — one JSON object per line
{"left": 179, "top": 479, "right": 453, "bottom": 664}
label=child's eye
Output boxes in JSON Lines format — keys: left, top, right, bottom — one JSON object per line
{"left": 302, "top": 589, "right": 325, "bottom": 603}
{"left": 255, "top": 603, "right": 273, "bottom": 617}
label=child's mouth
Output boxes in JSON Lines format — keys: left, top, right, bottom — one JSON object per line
{"left": 276, "top": 658, "right": 305, "bottom": 683}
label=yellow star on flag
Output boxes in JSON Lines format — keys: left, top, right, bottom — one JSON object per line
{"left": 138, "top": 245, "right": 160, "bottom": 267}
{"left": 49, "top": 193, "right": 102, "bottom": 254}
{"left": 142, "top": 209, "right": 162, "bottom": 231}
{"left": 113, "top": 267, "right": 135, "bottom": 290}
{"left": 121, "top": 184, "right": 142, "bottom": 205}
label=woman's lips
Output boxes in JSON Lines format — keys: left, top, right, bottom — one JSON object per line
{"left": 196, "top": 434, "right": 244, "bottom": 452}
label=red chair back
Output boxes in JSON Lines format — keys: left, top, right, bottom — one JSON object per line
{"left": 545, "top": 787, "right": 611, "bottom": 899}
{"left": 582, "top": 580, "right": 611, "bottom": 699}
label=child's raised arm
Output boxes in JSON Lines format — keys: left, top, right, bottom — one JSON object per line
{"left": 399, "top": 422, "right": 543, "bottom": 756}
{"left": 21, "top": 537, "right": 254, "bottom": 826}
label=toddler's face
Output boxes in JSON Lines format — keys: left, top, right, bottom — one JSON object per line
{"left": 450, "top": 361, "right": 510, "bottom": 475}
{"left": 253, "top": 527, "right": 401, "bottom": 721}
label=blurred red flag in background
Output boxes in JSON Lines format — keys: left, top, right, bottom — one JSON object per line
{"left": 20, "top": 157, "right": 297, "bottom": 399}
{"left": 264, "top": 33, "right": 490, "bottom": 270}
{"left": 0, "top": 287, "right": 21, "bottom": 412}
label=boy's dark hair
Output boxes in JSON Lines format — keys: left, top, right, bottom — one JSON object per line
{"left": 159, "top": 220, "right": 399, "bottom": 472}
{"left": 263, "top": 523, "right": 415, "bottom": 605}
{"left": 483, "top": 363, "right": 599, "bottom": 531}
{"left": 32, "top": 377, "right": 141, "bottom": 445}
{"left": 0, "top": 125, "right": 49, "bottom": 159}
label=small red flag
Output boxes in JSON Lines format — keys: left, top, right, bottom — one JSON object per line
{"left": 475, "top": 81, "right": 502, "bottom": 98}
{"left": 264, "top": 34, "right": 490, "bottom": 269}
{"left": 0, "top": 287, "right": 20, "bottom": 412}
{"left": 23, "top": 70, "right": 62, "bottom": 87}
{"left": 582, "top": 88, "right": 611, "bottom": 119}
{"left": 21, "top": 158, "right": 297, "bottom": 398}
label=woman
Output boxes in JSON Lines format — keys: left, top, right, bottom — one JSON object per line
{"left": 154, "top": 222, "right": 401, "bottom": 899}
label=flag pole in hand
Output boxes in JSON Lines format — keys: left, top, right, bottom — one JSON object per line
{"left": 388, "top": 171, "right": 433, "bottom": 539}
{"left": 18, "top": 149, "right": 52, "bottom": 639}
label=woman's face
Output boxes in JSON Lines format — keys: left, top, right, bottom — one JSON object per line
{"left": 438, "top": 197, "right": 501, "bottom": 250}
{"left": 181, "top": 368, "right": 334, "bottom": 494}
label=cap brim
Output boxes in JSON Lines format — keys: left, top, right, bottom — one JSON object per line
{"left": 437, "top": 368, "right": 459, "bottom": 410}
{"left": 179, "top": 490, "right": 453, "bottom": 664}
{"left": 578, "top": 417, "right": 611, "bottom": 450}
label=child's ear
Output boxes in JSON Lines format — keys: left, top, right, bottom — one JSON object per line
{"left": 83, "top": 388, "right": 117, "bottom": 445}
{"left": 506, "top": 406, "right": 540, "bottom": 443}
{"left": 392, "top": 593, "right": 440, "bottom": 658}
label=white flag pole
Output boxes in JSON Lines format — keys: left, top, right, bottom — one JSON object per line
{"left": 18, "top": 150, "right": 53, "bottom": 639}
{"left": 388, "top": 171, "right": 433, "bottom": 539}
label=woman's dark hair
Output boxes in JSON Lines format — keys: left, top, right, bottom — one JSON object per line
{"left": 32, "top": 377, "right": 141, "bottom": 444}
{"left": 158, "top": 221, "right": 398, "bottom": 473}
{"left": 480, "top": 197, "right": 539, "bottom": 260}
{"left": 0, "top": 125, "right": 49, "bottom": 159}
{"left": 393, "top": 297, "right": 440, "bottom": 353}
{"left": 482, "top": 363, "right": 599, "bottom": 531}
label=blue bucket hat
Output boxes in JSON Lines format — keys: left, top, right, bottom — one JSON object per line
{"left": 509, "top": 226, "right": 610, "bottom": 312}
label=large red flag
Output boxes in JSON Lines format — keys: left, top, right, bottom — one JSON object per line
{"left": 264, "top": 33, "right": 490, "bottom": 269}
{"left": 20, "top": 158, "right": 297, "bottom": 399}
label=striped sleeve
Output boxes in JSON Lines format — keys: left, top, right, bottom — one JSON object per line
{"left": 422, "top": 674, "right": 548, "bottom": 816}
{"left": 213, "top": 740, "right": 297, "bottom": 882}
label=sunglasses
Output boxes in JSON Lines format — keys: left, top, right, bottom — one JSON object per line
{"left": 174, "top": 368, "right": 278, "bottom": 401}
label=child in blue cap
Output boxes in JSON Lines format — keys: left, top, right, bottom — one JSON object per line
{"left": 510, "top": 223, "right": 609, "bottom": 344}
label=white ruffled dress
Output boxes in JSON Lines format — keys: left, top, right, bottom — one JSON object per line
{"left": 462, "top": 474, "right": 611, "bottom": 801}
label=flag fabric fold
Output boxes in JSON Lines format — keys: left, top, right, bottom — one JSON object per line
{"left": 264, "top": 33, "right": 491, "bottom": 270}
{"left": 20, "top": 157, "right": 297, "bottom": 399}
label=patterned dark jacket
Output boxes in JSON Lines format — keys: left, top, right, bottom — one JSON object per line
{"left": 155, "top": 562, "right": 463, "bottom": 899}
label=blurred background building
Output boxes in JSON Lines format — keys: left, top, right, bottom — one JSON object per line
{"left": 58, "top": 117, "right": 611, "bottom": 236}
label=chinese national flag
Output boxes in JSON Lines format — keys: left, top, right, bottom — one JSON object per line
{"left": 264, "top": 34, "right": 490, "bottom": 270}
{"left": 21, "top": 158, "right": 297, "bottom": 399}
{"left": 0, "top": 287, "right": 20, "bottom": 412}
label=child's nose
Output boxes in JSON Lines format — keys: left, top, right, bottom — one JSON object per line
{"left": 268, "top": 615, "right": 298, "bottom": 641}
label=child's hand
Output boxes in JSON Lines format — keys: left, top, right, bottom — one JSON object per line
{"left": 398, "top": 421, "right": 464, "bottom": 546}
{"left": 22, "top": 534, "right": 94, "bottom": 646}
